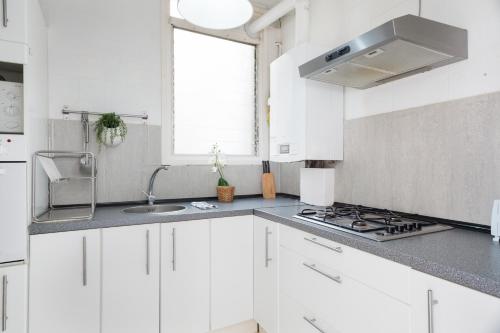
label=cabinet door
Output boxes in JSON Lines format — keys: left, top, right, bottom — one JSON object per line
{"left": 253, "top": 217, "right": 277, "bottom": 333}
{"left": 411, "top": 271, "right": 500, "bottom": 333}
{"left": 0, "top": 264, "right": 26, "bottom": 333}
{"left": 29, "top": 230, "right": 100, "bottom": 333}
{"left": 0, "top": 0, "right": 26, "bottom": 43}
{"left": 211, "top": 216, "right": 254, "bottom": 330}
{"left": 161, "top": 220, "right": 210, "bottom": 333}
{"left": 102, "top": 224, "right": 160, "bottom": 333}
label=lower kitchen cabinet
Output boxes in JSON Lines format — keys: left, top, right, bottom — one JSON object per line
{"left": 279, "top": 291, "right": 340, "bottom": 333}
{"left": 211, "top": 216, "right": 254, "bottom": 330}
{"left": 101, "top": 224, "right": 160, "bottom": 333}
{"left": 411, "top": 270, "right": 500, "bottom": 333}
{"left": 0, "top": 264, "right": 26, "bottom": 333}
{"left": 253, "top": 217, "right": 277, "bottom": 333}
{"left": 29, "top": 229, "right": 101, "bottom": 333}
{"left": 161, "top": 220, "right": 210, "bottom": 333}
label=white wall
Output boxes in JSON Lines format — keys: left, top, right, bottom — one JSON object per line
{"left": 44, "top": 0, "right": 162, "bottom": 124}
{"left": 282, "top": 0, "right": 500, "bottom": 119}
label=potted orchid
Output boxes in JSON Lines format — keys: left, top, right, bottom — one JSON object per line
{"left": 210, "top": 143, "right": 234, "bottom": 202}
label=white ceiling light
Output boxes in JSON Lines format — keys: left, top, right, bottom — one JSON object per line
{"left": 177, "top": 0, "right": 254, "bottom": 30}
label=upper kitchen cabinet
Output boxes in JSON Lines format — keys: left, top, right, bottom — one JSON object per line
{"left": 269, "top": 44, "right": 344, "bottom": 162}
{"left": 0, "top": 0, "right": 27, "bottom": 64}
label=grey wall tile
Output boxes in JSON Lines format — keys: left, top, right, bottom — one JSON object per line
{"left": 335, "top": 91, "right": 500, "bottom": 226}
{"left": 279, "top": 161, "right": 305, "bottom": 196}
{"left": 48, "top": 120, "right": 290, "bottom": 205}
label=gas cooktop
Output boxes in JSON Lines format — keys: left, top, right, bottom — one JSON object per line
{"left": 293, "top": 205, "right": 453, "bottom": 242}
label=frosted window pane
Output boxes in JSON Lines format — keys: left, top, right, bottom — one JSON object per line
{"left": 173, "top": 28, "right": 256, "bottom": 155}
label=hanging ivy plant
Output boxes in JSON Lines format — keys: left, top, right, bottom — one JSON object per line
{"left": 94, "top": 113, "right": 127, "bottom": 147}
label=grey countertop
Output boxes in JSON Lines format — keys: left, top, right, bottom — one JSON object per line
{"left": 29, "top": 197, "right": 500, "bottom": 299}
{"left": 28, "top": 197, "right": 302, "bottom": 235}
{"left": 254, "top": 205, "right": 500, "bottom": 299}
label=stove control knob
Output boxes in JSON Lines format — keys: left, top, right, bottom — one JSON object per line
{"left": 397, "top": 225, "right": 406, "bottom": 233}
{"left": 386, "top": 226, "right": 396, "bottom": 234}
{"left": 413, "top": 222, "right": 422, "bottom": 230}
{"left": 406, "top": 223, "right": 414, "bottom": 231}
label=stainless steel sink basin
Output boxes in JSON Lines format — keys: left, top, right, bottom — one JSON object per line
{"left": 122, "top": 204, "right": 187, "bottom": 214}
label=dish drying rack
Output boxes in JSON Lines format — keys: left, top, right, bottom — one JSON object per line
{"left": 32, "top": 151, "right": 96, "bottom": 223}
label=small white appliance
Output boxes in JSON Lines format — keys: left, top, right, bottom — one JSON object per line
{"left": 491, "top": 200, "right": 500, "bottom": 242}
{"left": 300, "top": 168, "right": 335, "bottom": 206}
{"left": 0, "top": 134, "right": 27, "bottom": 263}
{"left": 0, "top": 81, "right": 23, "bottom": 134}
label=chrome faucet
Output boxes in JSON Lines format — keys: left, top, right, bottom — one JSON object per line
{"left": 145, "top": 165, "right": 169, "bottom": 205}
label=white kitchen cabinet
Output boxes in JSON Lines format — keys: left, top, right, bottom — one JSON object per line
{"left": 411, "top": 270, "right": 500, "bottom": 333}
{"left": 161, "top": 220, "right": 210, "bottom": 333}
{"left": 279, "top": 291, "right": 340, "bottom": 333}
{"left": 0, "top": 0, "right": 27, "bottom": 64}
{"left": 0, "top": 264, "right": 26, "bottom": 333}
{"left": 279, "top": 241, "right": 410, "bottom": 333}
{"left": 0, "top": 0, "right": 26, "bottom": 43}
{"left": 29, "top": 229, "right": 101, "bottom": 333}
{"left": 211, "top": 216, "right": 254, "bottom": 330}
{"left": 269, "top": 44, "right": 344, "bottom": 162}
{"left": 253, "top": 217, "right": 277, "bottom": 333}
{"left": 101, "top": 224, "right": 160, "bottom": 333}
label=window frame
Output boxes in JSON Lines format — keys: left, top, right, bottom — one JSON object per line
{"left": 161, "top": 3, "right": 268, "bottom": 166}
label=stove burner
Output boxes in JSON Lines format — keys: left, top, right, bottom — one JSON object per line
{"left": 351, "top": 220, "right": 367, "bottom": 228}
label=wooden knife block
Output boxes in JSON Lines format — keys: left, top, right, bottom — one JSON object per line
{"left": 262, "top": 173, "right": 276, "bottom": 199}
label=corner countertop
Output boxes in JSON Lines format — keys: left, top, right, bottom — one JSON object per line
{"left": 29, "top": 197, "right": 500, "bottom": 299}
{"left": 28, "top": 196, "right": 302, "bottom": 235}
{"left": 254, "top": 205, "right": 500, "bottom": 299}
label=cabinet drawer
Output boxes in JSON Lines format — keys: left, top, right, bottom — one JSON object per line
{"left": 280, "top": 246, "right": 411, "bottom": 333}
{"left": 279, "top": 224, "right": 410, "bottom": 303}
{"left": 279, "top": 292, "right": 341, "bottom": 333}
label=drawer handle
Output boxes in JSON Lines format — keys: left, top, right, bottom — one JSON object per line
{"left": 172, "top": 228, "right": 176, "bottom": 271}
{"left": 265, "top": 227, "right": 272, "bottom": 267}
{"left": 427, "top": 289, "right": 438, "bottom": 333}
{"left": 2, "top": 0, "right": 7, "bottom": 28}
{"left": 2, "top": 275, "right": 7, "bottom": 332}
{"left": 303, "top": 316, "right": 327, "bottom": 333}
{"left": 82, "top": 236, "right": 87, "bottom": 286}
{"left": 146, "top": 230, "right": 150, "bottom": 275}
{"left": 304, "top": 237, "right": 343, "bottom": 253}
{"left": 303, "top": 262, "right": 342, "bottom": 284}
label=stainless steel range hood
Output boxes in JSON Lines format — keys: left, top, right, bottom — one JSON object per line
{"left": 298, "top": 15, "right": 468, "bottom": 89}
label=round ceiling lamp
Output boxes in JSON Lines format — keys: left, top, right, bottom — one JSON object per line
{"left": 177, "top": 0, "right": 254, "bottom": 30}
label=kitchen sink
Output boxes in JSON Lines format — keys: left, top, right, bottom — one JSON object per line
{"left": 122, "top": 204, "right": 187, "bottom": 214}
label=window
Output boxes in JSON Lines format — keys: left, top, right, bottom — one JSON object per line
{"left": 172, "top": 28, "right": 257, "bottom": 156}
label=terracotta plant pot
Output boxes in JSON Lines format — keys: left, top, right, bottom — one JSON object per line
{"left": 217, "top": 186, "right": 235, "bottom": 203}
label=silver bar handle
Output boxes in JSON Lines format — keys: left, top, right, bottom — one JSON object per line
{"left": 265, "top": 227, "right": 272, "bottom": 267}
{"left": 303, "top": 317, "right": 327, "bottom": 333}
{"left": 82, "top": 236, "right": 87, "bottom": 286}
{"left": 304, "top": 237, "right": 342, "bottom": 253}
{"left": 2, "top": 275, "right": 6, "bottom": 332}
{"left": 2, "top": 0, "right": 7, "bottom": 28}
{"left": 146, "top": 230, "right": 150, "bottom": 275}
{"left": 172, "top": 228, "right": 176, "bottom": 271}
{"left": 303, "top": 262, "right": 342, "bottom": 284}
{"left": 427, "top": 289, "right": 437, "bottom": 333}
